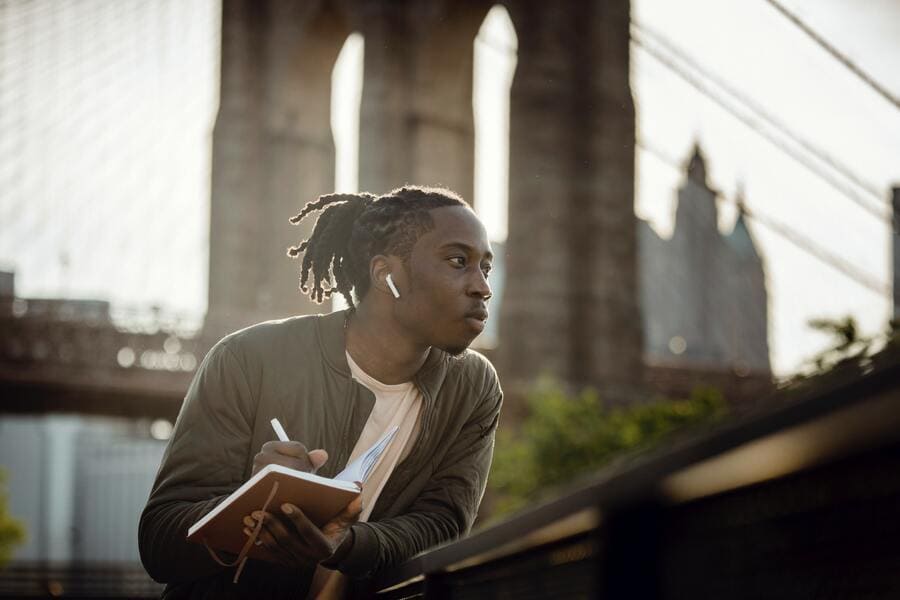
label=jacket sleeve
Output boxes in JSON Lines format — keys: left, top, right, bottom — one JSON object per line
{"left": 138, "top": 341, "right": 257, "bottom": 584}
{"left": 338, "top": 386, "right": 503, "bottom": 578}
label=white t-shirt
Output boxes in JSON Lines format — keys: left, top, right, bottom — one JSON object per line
{"left": 307, "top": 352, "right": 424, "bottom": 599}
{"left": 343, "top": 351, "right": 423, "bottom": 520}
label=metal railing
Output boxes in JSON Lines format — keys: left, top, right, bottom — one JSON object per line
{"left": 372, "top": 347, "right": 900, "bottom": 598}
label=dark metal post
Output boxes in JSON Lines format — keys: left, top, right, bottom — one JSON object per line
{"left": 599, "top": 499, "right": 664, "bottom": 600}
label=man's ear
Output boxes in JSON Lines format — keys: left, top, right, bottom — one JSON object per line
{"left": 369, "top": 255, "right": 401, "bottom": 298}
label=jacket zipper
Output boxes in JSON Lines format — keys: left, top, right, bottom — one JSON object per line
{"left": 336, "top": 376, "right": 358, "bottom": 472}
{"left": 398, "top": 379, "right": 435, "bottom": 474}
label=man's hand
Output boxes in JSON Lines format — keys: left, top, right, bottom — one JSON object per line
{"left": 252, "top": 441, "right": 328, "bottom": 476}
{"left": 242, "top": 496, "right": 363, "bottom": 569}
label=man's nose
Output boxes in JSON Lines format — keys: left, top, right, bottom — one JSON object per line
{"left": 469, "top": 270, "right": 492, "bottom": 300}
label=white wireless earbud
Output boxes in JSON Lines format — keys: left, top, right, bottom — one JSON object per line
{"left": 386, "top": 273, "right": 400, "bottom": 299}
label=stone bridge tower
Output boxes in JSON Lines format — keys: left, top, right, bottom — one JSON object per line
{"left": 500, "top": 1, "right": 641, "bottom": 393}
{"left": 205, "top": 0, "right": 642, "bottom": 393}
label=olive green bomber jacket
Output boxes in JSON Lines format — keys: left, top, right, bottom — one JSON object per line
{"left": 139, "top": 310, "right": 502, "bottom": 598}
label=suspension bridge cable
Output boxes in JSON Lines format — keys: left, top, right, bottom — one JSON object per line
{"left": 631, "top": 28, "right": 893, "bottom": 226}
{"left": 636, "top": 138, "right": 892, "bottom": 298}
{"left": 633, "top": 22, "right": 890, "bottom": 216}
{"left": 762, "top": 0, "right": 900, "bottom": 110}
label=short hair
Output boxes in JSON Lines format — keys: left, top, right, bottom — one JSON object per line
{"left": 287, "top": 185, "right": 467, "bottom": 309}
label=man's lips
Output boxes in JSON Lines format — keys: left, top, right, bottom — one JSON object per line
{"left": 465, "top": 309, "right": 489, "bottom": 332}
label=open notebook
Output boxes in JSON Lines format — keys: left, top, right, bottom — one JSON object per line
{"left": 187, "top": 426, "right": 398, "bottom": 558}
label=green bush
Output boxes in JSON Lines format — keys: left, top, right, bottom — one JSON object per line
{"left": 488, "top": 380, "right": 727, "bottom": 517}
{"left": 0, "top": 470, "right": 25, "bottom": 568}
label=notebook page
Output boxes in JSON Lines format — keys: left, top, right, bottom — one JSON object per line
{"left": 335, "top": 425, "right": 399, "bottom": 483}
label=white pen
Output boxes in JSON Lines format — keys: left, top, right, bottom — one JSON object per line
{"left": 270, "top": 418, "right": 290, "bottom": 442}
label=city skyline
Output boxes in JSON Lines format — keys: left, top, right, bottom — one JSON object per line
{"left": 1, "top": 0, "right": 897, "bottom": 375}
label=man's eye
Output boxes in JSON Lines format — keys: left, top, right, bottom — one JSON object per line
{"left": 449, "top": 257, "right": 466, "bottom": 267}
{"left": 482, "top": 265, "right": 492, "bottom": 278}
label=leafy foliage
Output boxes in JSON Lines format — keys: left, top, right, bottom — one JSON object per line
{"left": 789, "top": 316, "right": 900, "bottom": 383}
{"left": 805, "top": 316, "right": 872, "bottom": 372}
{"left": 488, "top": 380, "right": 727, "bottom": 517}
{"left": 0, "top": 470, "right": 25, "bottom": 568}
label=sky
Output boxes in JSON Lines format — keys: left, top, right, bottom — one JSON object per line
{"left": 1, "top": 0, "right": 898, "bottom": 375}
{"left": 0, "top": 0, "right": 218, "bottom": 328}
{"left": 629, "top": 0, "right": 900, "bottom": 374}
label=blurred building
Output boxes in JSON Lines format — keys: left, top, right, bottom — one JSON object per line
{"left": 0, "top": 272, "right": 190, "bottom": 597}
{"left": 0, "top": 0, "right": 780, "bottom": 596}
{"left": 0, "top": 416, "right": 165, "bottom": 564}
{"left": 484, "top": 148, "right": 774, "bottom": 377}
{"left": 639, "top": 144, "right": 770, "bottom": 374}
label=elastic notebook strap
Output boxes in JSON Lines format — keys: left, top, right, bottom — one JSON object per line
{"left": 202, "top": 480, "right": 280, "bottom": 584}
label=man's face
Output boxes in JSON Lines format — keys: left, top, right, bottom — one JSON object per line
{"left": 393, "top": 206, "right": 493, "bottom": 355}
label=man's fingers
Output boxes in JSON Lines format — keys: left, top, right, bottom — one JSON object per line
{"left": 260, "top": 440, "right": 309, "bottom": 458}
{"left": 274, "top": 505, "right": 332, "bottom": 558}
{"left": 255, "top": 442, "right": 328, "bottom": 474}
{"left": 253, "top": 453, "right": 313, "bottom": 472}
{"left": 253, "top": 518, "right": 282, "bottom": 553}
{"left": 242, "top": 526, "right": 263, "bottom": 546}
{"left": 308, "top": 449, "right": 328, "bottom": 470}
{"left": 278, "top": 504, "right": 327, "bottom": 540}
{"left": 252, "top": 511, "right": 329, "bottom": 565}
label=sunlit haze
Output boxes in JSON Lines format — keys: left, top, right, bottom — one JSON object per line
{"left": 1, "top": 0, "right": 897, "bottom": 375}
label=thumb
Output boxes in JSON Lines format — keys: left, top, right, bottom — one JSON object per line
{"left": 338, "top": 495, "right": 363, "bottom": 523}
{"left": 324, "top": 495, "right": 363, "bottom": 536}
{"left": 309, "top": 448, "right": 328, "bottom": 470}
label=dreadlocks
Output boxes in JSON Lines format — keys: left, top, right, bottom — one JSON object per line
{"left": 287, "top": 185, "right": 467, "bottom": 309}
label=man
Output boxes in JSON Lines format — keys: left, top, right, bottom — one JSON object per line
{"left": 139, "top": 186, "right": 502, "bottom": 599}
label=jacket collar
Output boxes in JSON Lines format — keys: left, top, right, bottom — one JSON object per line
{"left": 318, "top": 309, "right": 353, "bottom": 376}
{"left": 317, "top": 308, "right": 448, "bottom": 394}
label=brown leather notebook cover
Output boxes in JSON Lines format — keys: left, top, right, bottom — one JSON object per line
{"left": 186, "top": 465, "right": 360, "bottom": 559}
